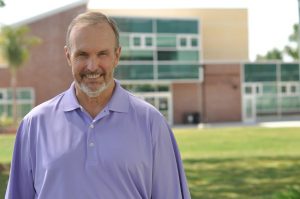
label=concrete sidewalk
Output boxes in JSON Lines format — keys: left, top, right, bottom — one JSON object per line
{"left": 173, "top": 121, "right": 300, "bottom": 129}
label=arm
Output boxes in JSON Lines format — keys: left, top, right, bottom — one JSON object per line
{"left": 151, "top": 115, "right": 191, "bottom": 199}
{"left": 5, "top": 119, "right": 35, "bottom": 199}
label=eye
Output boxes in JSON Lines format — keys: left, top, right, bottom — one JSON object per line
{"left": 74, "top": 51, "right": 88, "bottom": 58}
{"left": 97, "top": 51, "right": 109, "bottom": 57}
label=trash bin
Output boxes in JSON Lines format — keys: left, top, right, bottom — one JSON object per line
{"left": 184, "top": 112, "right": 200, "bottom": 124}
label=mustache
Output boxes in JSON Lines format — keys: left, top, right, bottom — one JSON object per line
{"left": 80, "top": 70, "right": 104, "bottom": 77}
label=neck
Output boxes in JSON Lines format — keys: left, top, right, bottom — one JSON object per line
{"left": 75, "top": 81, "right": 115, "bottom": 118}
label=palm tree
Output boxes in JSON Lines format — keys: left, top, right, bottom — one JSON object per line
{"left": 0, "top": 25, "right": 41, "bottom": 124}
{"left": 0, "top": 0, "right": 5, "bottom": 7}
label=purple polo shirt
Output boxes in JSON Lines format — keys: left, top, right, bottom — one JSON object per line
{"left": 5, "top": 80, "right": 191, "bottom": 199}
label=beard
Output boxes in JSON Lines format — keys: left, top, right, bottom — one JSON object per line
{"left": 76, "top": 80, "right": 110, "bottom": 98}
{"left": 75, "top": 71, "right": 114, "bottom": 98}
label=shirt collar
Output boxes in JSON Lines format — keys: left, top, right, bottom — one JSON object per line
{"left": 61, "top": 82, "right": 81, "bottom": 112}
{"left": 61, "top": 80, "right": 129, "bottom": 113}
{"left": 107, "top": 80, "right": 129, "bottom": 113}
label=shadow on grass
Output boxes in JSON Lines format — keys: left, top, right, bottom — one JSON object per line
{"left": 184, "top": 156, "right": 300, "bottom": 199}
{"left": 0, "top": 163, "right": 9, "bottom": 198}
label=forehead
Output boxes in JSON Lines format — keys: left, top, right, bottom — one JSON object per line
{"left": 69, "top": 23, "right": 116, "bottom": 49}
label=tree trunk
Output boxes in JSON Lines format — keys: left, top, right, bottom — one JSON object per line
{"left": 10, "top": 69, "right": 18, "bottom": 125}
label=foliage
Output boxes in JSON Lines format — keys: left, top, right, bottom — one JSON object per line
{"left": 0, "top": 115, "right": 13, "bottom": 128}
{"left": 0, "top": 0, "right": 4, "bottom": 7}
{"left": 256, "top": 23, "right": 299, "bottom": 61}
{"left": 0, "top": 26, "right": 41, "bottom": 70}
{"left": 273, "top": 185, "right": 300, "bottom": 199}
{"left": 284, "top": 24, "right": 299, "bottom": 60}
{"left": 256, "top": 48, "right": 283, "bottom": 61}
{"left": 0, "top": 25, "right": 41, "bottom": 123}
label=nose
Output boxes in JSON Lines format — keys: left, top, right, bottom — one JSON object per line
{"left": 86, "top": 56, "right": 98, "bottom": 71}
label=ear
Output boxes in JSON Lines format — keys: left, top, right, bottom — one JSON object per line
{"left": 64, "top": 46, "right": 72, "bottom": 67}
{"left": 114, "top": 47, "right": 122, "bottom": 67}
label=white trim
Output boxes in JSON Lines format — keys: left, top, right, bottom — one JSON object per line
{"left": 12, "top": 0, "right": 87, "bottom": 26}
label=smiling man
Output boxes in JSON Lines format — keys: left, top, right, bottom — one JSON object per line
{"left": 5, "top": 11, "right": 191, "bottom": 199}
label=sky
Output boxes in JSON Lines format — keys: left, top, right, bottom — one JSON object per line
{"left": 0, "top": 0, "right": 298, "bottom": 61}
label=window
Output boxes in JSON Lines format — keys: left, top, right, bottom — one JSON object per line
{"left": 158, "top": 64, "right": 199, "bottom": 79}
{"left": 281, "top": 86, "right": 287, "bottom": 94}
{"left": 120, "top": 50, "right": 153, "bottom": 61}
{"left": 115, "top": 65, "right": 154, "bottom": 80}
{"left": 280, "top": 63, "right": 299, "bottom": 81}
{"left": 0, "top": 88, "right": 34, "bottom": 119}
{"left": 177, "top": 35, "right": 199, "bottom": 49}
{"left": 157, "top": 50, "right": 199, "bottom": 61}
{"left": 157, "top": 19, "right": 198, "bottom": 34}
{"left": 157, "top": 35, "right": 177, "bottom": 48}
{"left": 112, "top": 17, "right": 153, "bottom": 33}
{"left": 130, "top": 34, "right": 155, "bottom": 49}
{"left": 244, "top": 64, "right": 277, "bottom": 82}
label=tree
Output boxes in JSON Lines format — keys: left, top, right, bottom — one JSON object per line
{"left": 0, "top": 0, "right": 5, "bottom": 7}
{"left": 256, "top": 48, "right": 283, "bottom": 61}
{"left": 284, "top": 24, "right": 299, "bottom": 60}
{"left": 0, "top": 25, "right": 41, "bottom": 124}
{"left": 256, "top": 23, "right": 299, "bottom": 61}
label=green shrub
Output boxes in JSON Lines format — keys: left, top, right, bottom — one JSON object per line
{"left": 0, "top": 115, "right": 13, "bottom": 128}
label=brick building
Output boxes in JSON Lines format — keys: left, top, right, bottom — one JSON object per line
{"left": 2, "top": 1, "right": 280, "bottom": 125}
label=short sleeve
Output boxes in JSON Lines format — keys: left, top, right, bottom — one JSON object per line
{"left": 151, "top": 114, "right": 191, "bottom": 199}
{"left": 5, "top": 119, "right": 35, "bottom": 199}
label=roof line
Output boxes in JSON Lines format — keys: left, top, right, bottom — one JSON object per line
{"left": 13, "top": 0, "right": 87, "bottom": 26}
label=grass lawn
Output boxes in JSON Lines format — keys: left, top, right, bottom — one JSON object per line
{"left": 1, "top": 126, "right": 300, "bottom": 198}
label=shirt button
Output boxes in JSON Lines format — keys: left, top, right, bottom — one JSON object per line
{"left": 90, "top": 124, "right": 94, "bottom": 128}
{"left": 89, "top": 142, "right": 95, "bottom": 147}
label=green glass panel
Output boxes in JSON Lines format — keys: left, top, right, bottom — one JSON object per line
{"left": 157, "top": 50, "right": 199, "bottom": 61}
{"left": 263, "top": 84, "right": 277, "bottom": 94}
{"left": 133, "top": 37, "right": 141, "bottom": 46}
{"left": 180, "top": 38, "right": 187, "bottom": 47}
{"left": 7, "top": 89, "right": 12, "bottom": 100}
{"left": 280, "top": 63, "right": 299, "bottom": 81}
{"left": 120, "top": 50, "right": 153, "bottom": 61}
{"left": 18, "top": 90, "right": 31, "bottom": 100}
{"left": 157, "top": 35, "right": 176, "bottom": 47}
{"left": 115, "top": 65, "right": 153, "bottom": 80}
{"left": 281, "top": 96, "right": 300, "bottom": 112}
{"left": 157, "top": 19, "right": 198, "bottom": 33}
{"left": 244, "top": 63, "right": 277, "bottom": 82}
{"left": 291, "top": 85, "right": 297, "bottom": 93}
{"left": 158, "top": 64, "right": 199, "bottom": 79}
{"left": 7, "top": 104, "right": 12, "bottom": 117}
{"left": 113, "top": 17, "right": 153, "bottom": 33}
{"left": 256, "top": 96, "right": 278, "bottom": 113}
{"left": 244, "top": 86, "right": 252, "bottom": 94}
{"left": 191, "top": 38, "right": 198, "bottom": 47}
{"left": 145, "top": 37, "right": 153, "bottom": 46}
{"left": 120, "top": 35, "right": 130, "bottom": 47}
{"left": 19, "top": 104, "right": 32, "bottom": 117}
{"left": 0, "top": 105, "right": 4, "bottom": 115}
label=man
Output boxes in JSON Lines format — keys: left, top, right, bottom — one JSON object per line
{"left": 5, "top": 11, "right": 191, "bottom": 199}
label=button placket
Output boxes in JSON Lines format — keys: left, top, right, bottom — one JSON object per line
{"left": 87, "top": 121, "right": 98, "bottom": 165}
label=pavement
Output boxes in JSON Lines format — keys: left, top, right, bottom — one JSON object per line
{"left": 173, "top": 120, "right": 300, "bottom": 129}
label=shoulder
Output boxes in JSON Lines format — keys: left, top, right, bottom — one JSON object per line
{"left": 23, "top": 92, "right": 66, "bottom": 121}
{"left": 126, "top": 90, "right": 162, "bottom": 116}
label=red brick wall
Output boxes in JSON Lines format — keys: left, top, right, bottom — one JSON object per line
{"left": 172, "top": 83, "right": 202, "bottom": 124}
{"left": 202, "top": 63, "right": 242, "bottom": 123}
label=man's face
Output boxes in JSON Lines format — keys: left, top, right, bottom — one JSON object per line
{"left": 65, "top": 23, "right": 121, "bottom": 98}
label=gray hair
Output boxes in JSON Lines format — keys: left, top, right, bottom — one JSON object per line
{"left": 66, "top": 11, "right": 120, "bottom": 49}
